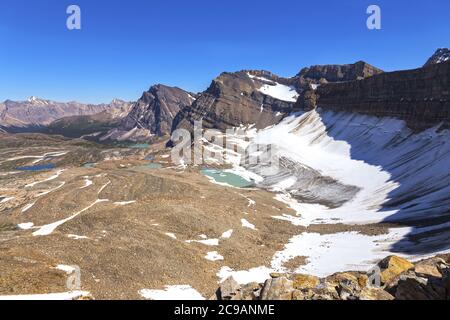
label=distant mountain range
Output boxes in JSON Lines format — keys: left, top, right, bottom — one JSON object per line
{"left": 0, "top": 97, "right": 132, "bottom": 134}
{"left": 1, "top": 48, "right": 448, "bottom": 140}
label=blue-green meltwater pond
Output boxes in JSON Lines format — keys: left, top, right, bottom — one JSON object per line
{"left": 140, "top": 163, "right": 163, "bottom": 169}
{"left": 201, "top": 169, "right": 254, "bottom": 188}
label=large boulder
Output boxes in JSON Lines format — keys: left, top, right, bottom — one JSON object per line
{"left": 386, "top": 256, "right": 450, "bottom": 300}
{"left": 378, "top": 256, "right": 414, "bottom": 285}
{"left": 291, "top": 274, "right": 320, "bottom": 290}
{"left": 260, "top": 277, "right": 294, "bottom": 300}
{"left": 218, "top": 277, "right": 242, "bottom": 300}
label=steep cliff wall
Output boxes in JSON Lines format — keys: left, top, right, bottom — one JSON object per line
{"left": 296, "top": 61, "right": 450, "bottom": 131}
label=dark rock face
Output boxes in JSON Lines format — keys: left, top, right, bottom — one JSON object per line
{"left": 296, "top": 61, "right": 450, "bottom": 131}
{"left": 102, "top": 85, "right": 195, "bottom": 142}
{"left": 121, "top": 84, "right": 195, "bottom": 136}
{"left": 171, "top": 71, "right": 297, "bottom": 135}
{"left": 0, "top": 97, "right": 131, "bottom": 131}
{"left": 424, "top": 48, "right": 450, "bottom": 66}
{"left": 292, "top": 61, "right": 383, "bottom": 88}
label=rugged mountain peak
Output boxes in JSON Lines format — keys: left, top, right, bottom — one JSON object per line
{"left": 101, "top": 84, "right": 194, "bottom": 142}
{"left": 424, "top": 48, "right": 450, "bottom": 66}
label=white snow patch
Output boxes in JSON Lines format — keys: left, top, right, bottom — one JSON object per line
{"left": 18, "top": 222, "right": 34, "bottom": 230}
{"left": 80, "top": 178, "right": 93, "bottom": 189}
{"left": 221, "top": 229, "right": 233, "bottom": 239}
{"left": 239, "top": 194, "right": 256, "bottom": 207}
{"left": 55, "top": 265, "right": 76, "bottom": 274}
{"left": 270, "top": 228, "right": 413, "bottom": 277}
{"left": 205, "top": 251, "right": 224, "bottom": 261}
{"left": 258, "top": 82, "right": 298, "bottom": 102}
{"left": 68, "top": 234, "right": 89, "bottom": 240}
{"left": 33, "top": 199, "right": 108, "bottom": 236}
{"left": 165, "top": 233, "right": 177, "bottom": 239}
{"left": 114, "top": 201, "right": 136, "bottom": 206}
{"left": 21, "top": 202, "right": 36, "bottom": 213}
{"left": 35, "top": 181, "right": 65, "bottom": 197}
{"left": 217, "top": 266, "right": 273, "bottom": 285}
{"left": 0, "top": 196, "right": 14, "bottom": 203}
{"left": 241, "top": 219, "right": 257, "bottom": 230}
{"left": 247, "top": 75, "right": 300, "bottom": 103}
{"left": 139, "top": 285, "right": 205, "bottom": 300}
{"left": 26, "top": 169, "right": 65, "bottom": 188}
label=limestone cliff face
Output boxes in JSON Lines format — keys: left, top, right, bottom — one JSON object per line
{"left": 296, "top": 61, "right": 450, "bottom": 131}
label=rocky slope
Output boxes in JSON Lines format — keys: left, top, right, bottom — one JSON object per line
{"left": 101, "top": 85, "right": 195, "bottom": 142}
{"left": 0, "top": 97, "right": 132, "bottom": 132}
{"left": 424, "top": 48, "right": 450, "bottom": 66}
{"left": 172, "top": 71, "right": 296, "bottom": 135}
{"left": 213, "top": 255, "right": 450, "bottom": 300}
{"left": 296, "top": 59, "right": 450, "bottom": 131}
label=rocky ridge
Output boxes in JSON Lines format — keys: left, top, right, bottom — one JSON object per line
{"left": 171, "top": 62, "right": 381, "bottom": 137}
{"left": 291, "top": 60, "right": 383, "bottom": 87}
{"left": 296, "top": 58, "right": 450, "bottom": 131}
{"left": 213, "top": 255, "right": 450, "bottom": 300}
{"left": 424, "top": 48, "right": 450, "bottom": 66}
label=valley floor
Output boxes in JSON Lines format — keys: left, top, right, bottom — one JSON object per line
{"left": 0, "top": 115, "right": 449, "bottom": 300}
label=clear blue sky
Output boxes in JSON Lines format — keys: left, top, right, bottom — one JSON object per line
{"left": 0, "top": 0, "right": 448, "bottom": 103}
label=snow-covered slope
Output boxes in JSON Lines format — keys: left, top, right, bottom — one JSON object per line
{"left": 244, "top": 109, "right": 450, "bottom": 251}
{"left": 206, "top": 109, "right": 450, "bottom": 280}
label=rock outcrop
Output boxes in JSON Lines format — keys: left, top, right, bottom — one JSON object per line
{"left": 102, "top": 84, "right": 195, "bottom": 142}
{"left": 424, "top": 48, "right": 450, "bottom": 66}
{"left": 212, "top": 255, "right": 450, "bottom": 300}
{"left": 296, "top": 60, "right": 450, "bottom": 131}
{"left": 291, "top": 61, "right": 383, "bottom": 88}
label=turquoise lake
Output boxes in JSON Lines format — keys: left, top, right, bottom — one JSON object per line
{"left": 201, "top": 169, "right": 254, "bottom": 188}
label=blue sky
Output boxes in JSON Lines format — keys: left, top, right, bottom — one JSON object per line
{"left": 0, "top": 0, "right": 448, "bottom": 103}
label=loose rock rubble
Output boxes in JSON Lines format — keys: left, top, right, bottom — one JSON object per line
{"left": 212, "top": 254, "right": 450, "bottom": 300}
